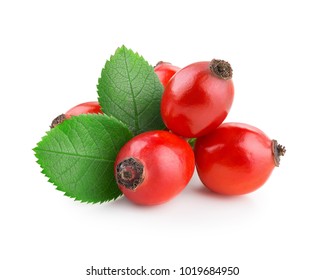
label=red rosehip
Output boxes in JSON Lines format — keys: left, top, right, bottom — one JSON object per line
{"left": 161, "top": 59, "right": 234, "bottom": 138}
{"left": 154, "top": 61, "right": 180, "bottom": 87}
{"left": 194, "top": 122, "right": 286, "bottom": 195}
{"left": 115, "top": 130, "right": 195, "bottom": 205}
{"left": 50, "top": 101, "right": 102, "bottom": 128}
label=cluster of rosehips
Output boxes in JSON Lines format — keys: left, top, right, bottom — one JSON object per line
{"left": 52, "top": 59, "right": 285, "bottom": 206}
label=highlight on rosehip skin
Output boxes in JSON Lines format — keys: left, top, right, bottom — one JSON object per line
{"left": 114, "top": 130, "right": 195, "bottom": 206}
{"left": 50, "top": 101, "right": 102, "bottom": 128}
{"left": 161, "top": 59, "right": 234, "bottom": 138}
{"left": 194, "top": 122, "right": 286, "bottom": 195}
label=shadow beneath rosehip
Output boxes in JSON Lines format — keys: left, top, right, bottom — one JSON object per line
{"left": 189, "top": 183, "right": 254, "bottom": 203}
{"left": 106, "top": 194, "right": 175, "bottom": 210}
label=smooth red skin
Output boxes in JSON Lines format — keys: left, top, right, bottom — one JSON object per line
{"left": 65, "top": 101, "right": 102, "bottom": 118}
{"left": 115, "top": 130, "right": 195, "bottom": 205}
{"left": 194, "top": 123, "right": 275, "bottom": 195}
{"left": 161, "top": 61, "right": 234, "bottom": 138}
{"left": 154, "top": 62, "right": 180, "bottom": 87}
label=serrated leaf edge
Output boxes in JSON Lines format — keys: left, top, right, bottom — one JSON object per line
{"left": 33, "top": 114, "right": 131, "bottom": 204}
{"left": 97, "top": 45, "right": 165, "bottom": 135}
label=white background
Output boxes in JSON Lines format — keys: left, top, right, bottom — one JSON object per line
{"left": 1, "top": 0, "right": 324, "bottom": 279}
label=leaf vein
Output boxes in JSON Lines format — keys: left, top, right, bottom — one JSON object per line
{"left": 36, "top": 149, "right": 113, "bottom": 162}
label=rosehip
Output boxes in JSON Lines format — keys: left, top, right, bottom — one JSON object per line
{"left": 194, "top": 122, "right": 286, "bottom": 195}
{"left": 161, "top": 59, "right": 234, "bottom": 138}
{"left": 50, "top": 101, "right": 102, "bottom": 128}
{"left": 154, "top": 61, "right": 180, "bottom": 87}
{"left": 115, "top": 130, "right": 195, "bottom": 205}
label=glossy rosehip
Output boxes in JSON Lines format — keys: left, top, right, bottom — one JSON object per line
{"left": 154, "top": 61, "right": 180, "bottom": 87}
{"left": 115, "top": 130, "right": 195, "bottom": 205}
{"left": 161, "top": 59, "right": 234, "bottom": 138}
{"left": 50, "top": 101, "right": 102, "bottom": 128}
{"left": 194, "top": 123, "right": 286, "bottom": 195}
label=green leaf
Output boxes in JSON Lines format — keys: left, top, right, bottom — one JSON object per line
{"left": 34, "top": 114, "right": 132, "bottom": 203}
{"left": 187, "top": 138, "right": 197, "bottom": 149}
{"left": 97, "top": 45, "right": 165, "bottom": 135}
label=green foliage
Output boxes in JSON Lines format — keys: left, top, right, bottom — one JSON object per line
{"left": 97, "top": 45, "right": 165, "bottom": 135}
{"left": 34, "top": 114, "right": 132, "bottom": 203}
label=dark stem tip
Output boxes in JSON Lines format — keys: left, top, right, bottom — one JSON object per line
{"left": 50, "top": 114, "right": 66, "bottom": 129}
{"left": 210, "top": 59, "right": 233, "bottom": 80}
{"left": 154, "top": 61, "right": 171, "bottom": 68}
{"left": 116, "top": 157, "right": 144, "bottom": 190}
{"left": 272, "top": 140, "right": 286, "bottom": 167}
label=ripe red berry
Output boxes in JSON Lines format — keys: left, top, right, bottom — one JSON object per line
{"left": 194, "top": 123, "right": 286, "bottom": 195}
{"left": 114, "top": 130, "right": 195, "bottom": 205}
{"left": 161, "top": 59, "right": 234, "bottom": 138}
{"left": 154, "top": 61, "right": 180, "bottom": 88}
{"left": 50, "top": 101, "right": 102, "bottom": 128}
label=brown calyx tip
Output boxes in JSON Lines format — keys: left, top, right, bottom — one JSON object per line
{"left": 210, "top": 59, "right": 233, "bottom": 80}
{"left": 116, "top": 157, "right": 144, "bottom": 190}
{"left": 50, "top": 114, "right": 66, "bottom": 129}
{"left": 272, "top": 140, "right": 286, "bottom": 167}
{"left": 154, "top": 61, "right": 171, "bottom": 68}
